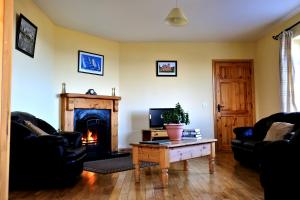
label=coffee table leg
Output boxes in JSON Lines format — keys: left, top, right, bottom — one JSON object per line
{"left": 183, "top": 160, "right": 188, "bottom": 171}
{"left": 134, "top": 163, "right": 140, "bottom": 183}
{"left": 161, "top": 168, "right": 169, "bottom": 186}
{"left": 159, "top": 148, "right": 169, "bottom": 187}
{"left": 209, "top": 142, "right": 216, "bottom": 174}
{"left": 132, "top": 146, "right": 140, "bottom": 183}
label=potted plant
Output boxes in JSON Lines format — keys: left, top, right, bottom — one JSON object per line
{"left": 162, "top": 103, "right": 190, "bottom": 141}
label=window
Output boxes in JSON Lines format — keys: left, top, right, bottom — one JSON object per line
{"left": 291, "top": 36, "right": 300, "bottom": 111}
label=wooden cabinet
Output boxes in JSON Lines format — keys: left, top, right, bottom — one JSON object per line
{"left": 142, "top": 129, "right": 168, "bottom": 141}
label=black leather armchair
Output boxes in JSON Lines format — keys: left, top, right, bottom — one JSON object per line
{"left": 10, "top": 111, "right": 86, "bottom": 188}
{"left": 231, "top": 112, "right": 300, "bottom": 166}
{"left": 260, "top": 129, "right": 300, "bottom": 200}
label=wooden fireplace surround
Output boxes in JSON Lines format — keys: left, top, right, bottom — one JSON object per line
{"left": 60, "top": 93, "right": 121, "bottom": 152}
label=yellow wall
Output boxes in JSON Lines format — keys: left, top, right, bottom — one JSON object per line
{"left": 11, "top": 0, "right": 257, "bottom": 148}
{"left": 13, "top": 0, "right": 56, "bottom": 124}
{"left": 12, "top": 0, "right": 119, "bottom": 128}
{"left": 13, "top": 0, "right": 300, "bottom": 148}
{"left": 53, "top": 26, "right": 119, "bottom": 96}
{"left": 255, "top": 12, "right": 300, "bottom": 119}
{"left": 119, "top": 42, "right": 255, "bottom": 147}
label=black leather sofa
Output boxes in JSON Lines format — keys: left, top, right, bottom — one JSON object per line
{"left": 10, "top": 111, "right": 86, "bottom": 188}
{"left": 231, "top": 112, "right": 300, "bottom": 166}
{"left": 260, "top": 129, "right": 300, "bottom": 200}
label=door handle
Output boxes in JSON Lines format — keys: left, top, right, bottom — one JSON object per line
{"left": 217, "top": 104, "right": 224, "bottom": 112}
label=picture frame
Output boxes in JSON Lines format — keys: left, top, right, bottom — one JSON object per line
{"left": 78, "top": 50, "right": 104, "bottom": 76}
{"left": 156, "top": 60, "right": 177, "bottom": 77}
{"left": 15, "top": 14, "right": 38, "bottom": 58}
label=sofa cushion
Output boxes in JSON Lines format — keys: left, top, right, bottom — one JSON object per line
{"left": 289, "top": 129, "right": 300, "bottom": 145}
{"left": 263, "top": 122, "right": 294, "bottom": 141}
{"left": 231, "top": 139, "right": 243, "bottom": 146}
{"left": 64, "top": 146, "right": 86, "bottom": 161}
{"left": 281, "top": 112, "right": 300, "bottom": 131}
{"left": 253, "top": 113, "right": 285, "bottom": 140}
{"left": 24, "top": 120, "right": 49, "bottom": 136}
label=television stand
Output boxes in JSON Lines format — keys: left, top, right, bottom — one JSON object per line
{"left": 152, "top": 127, "right": 164, "bottom": 130}
{"left": 142, "top": 129, "right": 168, "bottom": 141}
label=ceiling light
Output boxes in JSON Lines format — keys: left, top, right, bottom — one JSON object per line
{"left": 165, "top": 0, "right": 188, "bottom": 26}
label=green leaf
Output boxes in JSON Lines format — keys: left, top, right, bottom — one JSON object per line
{"left": 162, "top": 102, "right": 190, "bottom": 125}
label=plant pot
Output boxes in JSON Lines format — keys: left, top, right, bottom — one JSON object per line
{"left": 165, "top": 124, "right": 184, "bottom": 141}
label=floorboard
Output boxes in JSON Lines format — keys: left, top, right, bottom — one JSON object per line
{"left": 9, "top": 152, "right": 263, "bottom": 200}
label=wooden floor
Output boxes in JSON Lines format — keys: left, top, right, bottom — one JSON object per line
{"left": 9, "top": 152, "right": 263, "bottom": 200}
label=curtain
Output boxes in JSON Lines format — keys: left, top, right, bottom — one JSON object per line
{"left": 279, "top": 31, "right": 298, "bottom": 112}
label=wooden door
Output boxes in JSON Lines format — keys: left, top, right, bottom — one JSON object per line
{"left": 213, "top": 60, "right": 255, "bottom": 151}
{"left": 0, "top": 0, "right": 13, "bottom": 199}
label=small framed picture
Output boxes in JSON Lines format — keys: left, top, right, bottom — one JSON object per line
{"left": 78, "top": 50, "right": 104, "bottom": 76}
{"left": 156, "top": 60, "right": 177, "bottom": 77}
{"left": 15, "top": 14, "right": 38, "bottom": 58}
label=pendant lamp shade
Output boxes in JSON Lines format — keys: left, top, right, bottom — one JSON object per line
{"left": 165, "top": 6, "right": 188, "bottom": 26}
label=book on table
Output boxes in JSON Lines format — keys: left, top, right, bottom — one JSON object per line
{"left": 182, "top": 134, "right": 202, "bottom": 138}
{"left": 182, "top": 128, "right": 202, "bottom": 139}
{"left": 182, "top": 136, "right": 202, "bottom": 140}
{"left": 139, "top": 140, "right": 171, "bottom": 145}
{"left": 182, "top": 129, "right": 200, "bottom": 135}
{"left": 183, "top": 128, "right": 200, "bottom": 133}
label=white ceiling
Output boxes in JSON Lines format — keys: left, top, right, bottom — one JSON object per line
{"left": 33, "top": 0, "right": 300, "bottom": 42}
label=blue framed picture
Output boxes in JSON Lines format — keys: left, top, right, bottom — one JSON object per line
{"left": 78, "top": 50, "right": 104, "bottom": 76}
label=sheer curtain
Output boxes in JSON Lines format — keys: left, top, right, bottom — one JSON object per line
{"left": 279, "top": 31, "right": 298, "bottom": 112}
{"left": 291, "top": 34, "right": 300, "bottom": 112}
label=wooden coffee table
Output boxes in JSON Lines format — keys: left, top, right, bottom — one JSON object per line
{"left": 131, "top": 138, "right": 217, "bottom": 187}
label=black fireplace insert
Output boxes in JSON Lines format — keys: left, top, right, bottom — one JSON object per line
{"left": 74, "top": 109, "right": 111, "bottom": 160}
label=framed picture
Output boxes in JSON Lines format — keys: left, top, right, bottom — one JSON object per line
{"left": 78, "top": 50, "right": 104, "bottom": 76}
{"left": 156, "top": 60, "right": 177, "bottom": 77}
{"left": 15, "top": 14, "right": 38, "bottom": 58}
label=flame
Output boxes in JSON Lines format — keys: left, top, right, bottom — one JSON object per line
{"left": 82, "top": 130, "right": 97, "bottom": 144}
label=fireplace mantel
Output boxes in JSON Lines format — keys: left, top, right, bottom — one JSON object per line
{"left": 60, "top": 93, "right": 121, "bottom": 152}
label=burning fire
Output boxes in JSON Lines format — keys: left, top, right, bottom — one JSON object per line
{"left": 82, "top": 130, "right": 97, "bottom": 144}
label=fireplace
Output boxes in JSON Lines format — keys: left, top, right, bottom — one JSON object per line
{"left": 60, "top": 93, "right": 123, "bottom": 160}
{"left": 74, "top": 109, "right": 111, "bottom": 160}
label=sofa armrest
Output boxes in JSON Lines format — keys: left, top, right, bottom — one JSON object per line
{"left": 24, "top": 135, "right": 66, "bottom": 158}
{"left": 59, "top": 131, "right": 83, "bottom": 148}
{"left": 260, "top": 140, "right": 292, "bottom": 186}
{"left": 35, "top": 134, "right": 65, "bottom": 145}
{"left": 261, "top": 140, "right": 291, "bottom": 160}
{"left": 233, "top": 127, "right": 254, "bottom": 140}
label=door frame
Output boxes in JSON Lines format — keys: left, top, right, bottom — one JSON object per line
{"left": 0, "top": 0, "right": 13, "bottom": 199}
{"left": 212, "top": 59, "right": 256, "bottom": 150}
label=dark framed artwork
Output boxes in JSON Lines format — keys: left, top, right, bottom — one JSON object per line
{"left": 78, "top": 50, "right": 104, "bottom": 76}
{"left": 156, "top": 60, "right": 177, "bottom": 77}
{"left": 15, "top": 14, "right": 38, "bottom": 58}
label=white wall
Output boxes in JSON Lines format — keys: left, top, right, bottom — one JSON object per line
{"left": 118, "top": 42, "right": 256, "bottom": 148}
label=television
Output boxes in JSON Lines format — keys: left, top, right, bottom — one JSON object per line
{"left": 149, "top": 108, "right": 174, "bottom": 129}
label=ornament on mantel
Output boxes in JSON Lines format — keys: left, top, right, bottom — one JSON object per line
{"left": 86, "top": 89, "right": 97, "bottom": 95}
{"left": 62, "top": 82, "right": 66, "bottom": 93}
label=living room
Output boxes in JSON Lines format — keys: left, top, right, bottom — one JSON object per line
{"left": 1, "top": 0, "right": 300, "bottom": 199}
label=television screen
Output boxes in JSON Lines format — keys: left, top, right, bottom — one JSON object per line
{"left": 149, "top": 108, "right": 174, "bottom": 129}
